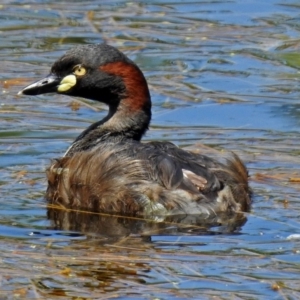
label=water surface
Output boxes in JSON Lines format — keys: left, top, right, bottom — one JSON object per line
{"left": 1, "top": 0, "right": 300, "bottom": 299}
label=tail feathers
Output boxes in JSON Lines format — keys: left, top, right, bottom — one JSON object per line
{"left": 227, "top": 153, "right": 249, "bottom": 186}
{"left": 211, "top": 152, "right": 251, "bottom": 212}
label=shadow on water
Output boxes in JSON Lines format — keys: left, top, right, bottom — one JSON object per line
{"left": 1, "top": 0, "right": 300, "bottom": 298}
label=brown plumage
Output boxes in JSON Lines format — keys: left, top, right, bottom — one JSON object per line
{"left": 19, "top": 44, "right": 251, "bottom": 218}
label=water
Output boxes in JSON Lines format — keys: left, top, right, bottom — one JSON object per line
{"left": 1, "top": 0, "right": 300, "bottom": 298}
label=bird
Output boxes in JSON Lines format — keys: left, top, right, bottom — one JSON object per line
{"left": 19, "top": 44, "right": 251, "bottom": 218}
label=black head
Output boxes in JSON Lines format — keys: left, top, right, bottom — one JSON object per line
{"left": 19, "top": 44, "right": 151, "bottom": 109}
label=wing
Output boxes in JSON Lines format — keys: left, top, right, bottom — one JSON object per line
{"left": 140, "top": 141, "right": 251, "bottom": 211}
{"left": 128, "top": 141, "right": 223, "bottom": 194}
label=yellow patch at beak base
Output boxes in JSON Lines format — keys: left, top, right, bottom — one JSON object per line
{"left": 57, "top": 75, "right": 76, "bottom": 92}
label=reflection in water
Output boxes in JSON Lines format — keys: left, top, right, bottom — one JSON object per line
{"left": 47, "top": 207, "right": 248, "bottom": 243}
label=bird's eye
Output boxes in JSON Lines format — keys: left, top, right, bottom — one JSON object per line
{"left": 73, "top": 65, "right": 86, "bottom": 76}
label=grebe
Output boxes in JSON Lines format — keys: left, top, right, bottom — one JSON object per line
{"left": 19, "top": 44, "right": 251, "bottom": 217}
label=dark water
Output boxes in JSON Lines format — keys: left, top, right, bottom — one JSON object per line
{"left": 1, "top": 0, "right": 300, "bottom": 299}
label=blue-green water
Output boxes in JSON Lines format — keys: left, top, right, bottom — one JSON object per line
{"left": 1, "top": 0, "right": 300, "bottom": 298}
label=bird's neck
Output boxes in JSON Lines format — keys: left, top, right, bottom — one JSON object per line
{"left": 64, "top": 98, "right": 151, "bottom": 157}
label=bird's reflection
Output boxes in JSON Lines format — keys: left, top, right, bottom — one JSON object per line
{"left": 48, "top": 206, "right": 248, "bottom": 243}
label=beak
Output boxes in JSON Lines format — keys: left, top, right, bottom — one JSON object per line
{"left": 18, "top": 74, "right": 60, "bottom": 96}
